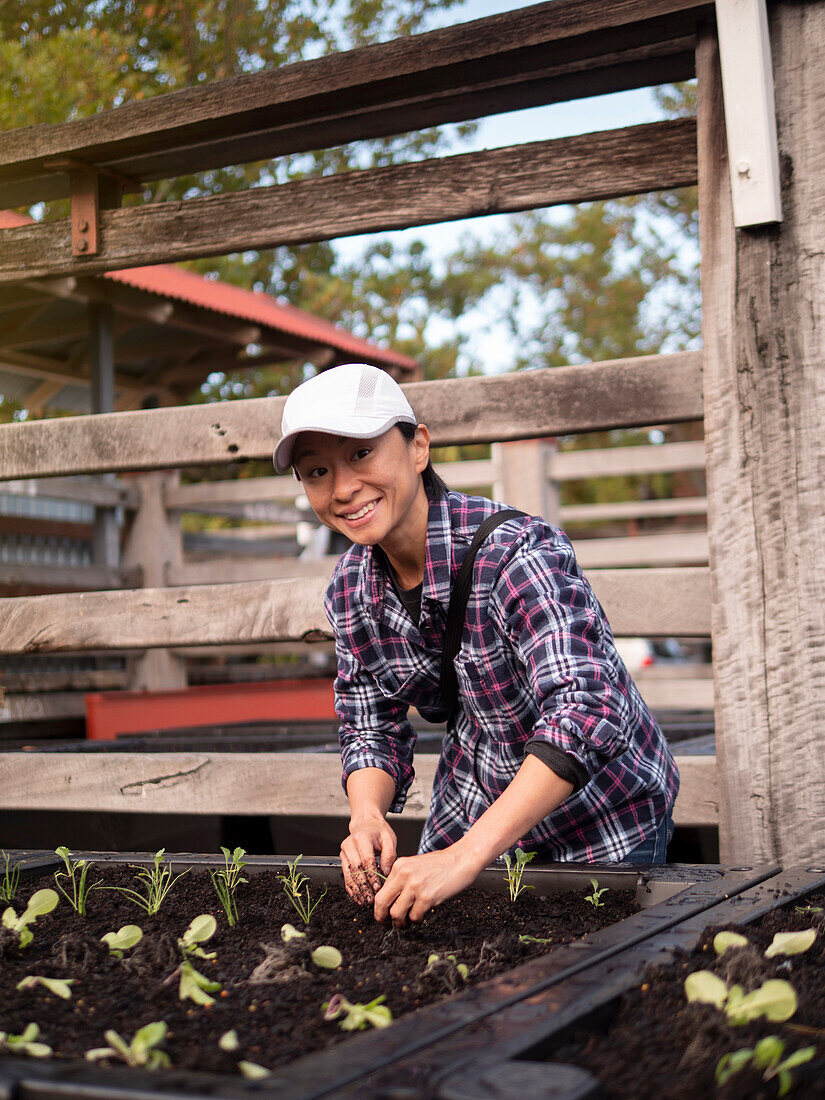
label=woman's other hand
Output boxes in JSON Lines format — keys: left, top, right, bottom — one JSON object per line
{"left": 372, "top": 844, "right": 483, "bottom": 927}
{"left": 340, "top": 813, "right": 397, "bottom": 906}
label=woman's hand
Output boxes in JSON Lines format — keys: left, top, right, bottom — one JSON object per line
{"left": 340, "top": 813, "right": 398, "bottom": 906}
{"left": 372, "top": 843, "right": 483, "bottom": 927}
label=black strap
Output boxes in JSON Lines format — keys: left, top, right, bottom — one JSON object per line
{"left": 439, "top": 509, "right": 525, "bottom": 720}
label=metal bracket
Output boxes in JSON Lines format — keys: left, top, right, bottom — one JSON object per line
{"left": 41, "top": 158, "right": 139, "bottom": 257}
{"left": 715, "top": 0, "right": 782, "bottom": 226}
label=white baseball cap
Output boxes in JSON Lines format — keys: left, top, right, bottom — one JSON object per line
{"left": 273, "top": 362, "right": 417, "bottom": 473}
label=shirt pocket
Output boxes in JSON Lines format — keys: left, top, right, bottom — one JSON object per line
{"left": 454, "top": 653, "right": 534, "bottom": 743}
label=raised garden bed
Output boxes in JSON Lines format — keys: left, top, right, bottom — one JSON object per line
{"left": 0, "top": 853, "right": 774, "bottom": 1100}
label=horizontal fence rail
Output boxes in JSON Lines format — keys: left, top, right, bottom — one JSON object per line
{"left": 0, "top": 119, "right": 697, "bottom": 282}
{"left": 0, "top": 352, "right": 703, "bottom": 480}
{"left": 0, "top": 0, "right": 709, "bottom": 206}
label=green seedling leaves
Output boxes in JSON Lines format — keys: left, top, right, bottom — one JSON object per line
{"left": 502, "top": 849, "right": 536, "bottom": 902}
{"left": 101, "top": 925, "right": 143, "bottom": 957}
{"left": 727, "top": 980, "right": 797, "bottom": 1025}
{"left": 426, "top": 952, "right": 469, "bottom": 980}
{"left": 281, "top": 923, "right": 306, "bottom": 943}
{"left": 178, "top": 961, "right": 222, "bottom": 1005}
{"left": 519, "top": 934, "right": 554, "bottom": 945}
{"left": 685, "top": 970, "right": 729, "bottom": 1009}
{"left": 765, "top": 928, "right": 817, "bottom": 958}
{"left": 713, "top": 931, "right": 749, "bottom": 956}
{"left": 219, "top": 1029, "right": 240, "bottom": 1052}
{"left": 716, "top": 1035, "right": 815, "bottom": 1095}
{"left": 0, "top": 1023, "right": 52, "bottom": 1058}
{"left": 323, "top": 993, "right": 392, "bottom": 1031}
{"left": 16, "top": 975, "right": 75, "bottom": 1000}
{"left": 2, "top": 888, "right": 59, "bottom": 946}
{"left": 239, "top": 1061, "right": 271, "bottom": 1079}
{"left": 311, "top": 945, "right": 342, "bottom": 970}
{"left": 584, "top": 878, "right": 609, "bottom": 908}
{"left": 86, "top": 1022, "right": 170, "bottom": 1070}
{"left": 716, "top": 1047, "right": 754, "bottom": 1086}
{"left": 179, "top": 914, "right": 217, "bottom": 959}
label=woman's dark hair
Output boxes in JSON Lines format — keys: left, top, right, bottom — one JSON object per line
{"left": 396, "top": 421, "right": 448, "bottom": 500}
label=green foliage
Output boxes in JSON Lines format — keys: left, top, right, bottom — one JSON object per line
{"left": 713, "top": 931, "right": 749, "bottom": 956}
{"left": 0, "top": 1022, "right": 52, "bottom": 1058}
{"left": 716, "top": 1036, "right": 815, "bottom": 1095}
{"left": 0, "top": 850, "right": 20, "bottom": 903}
{"left": 277, "top": 855, "right": 327, "bottom": 924}
{"left": 177, "top": 960, "right": 222, "bottom": 1005}
{"left": 101, "top": 924, "right": 143, "bottom": 957}
{"left": 16, "top": 975, "right": 75, "bottom": 1000}
{"left": 110, "top": 850, "right": 189, "bottom": 916}
{"left": 2, "top": 888, "right": 59, "bottom": 947}
{"left": 239, "top": 1060, "right": 271, "bottom": 1079}
{"left": 684, "top": 971, "right": 798, "bottom": 1025}
{"left": 178, "top": 913, "right": 218, "bottom": 959}
{"left": 85, "top": 1022, "right": 170, "bottom": 1069}
{"left": 210, "top": 846, "right": 248, "bottom": 927}
{"left": 765, "top": 929, "right": 817, "bottom": 958}
{"left": 585, "top": 879, "right": 608, "bottom": 908}
{"left": 518, "top": 934, "right": 554, "bottom": 946}
{"left": 502, "top": 849, "right": 536, "bottom": 902}
{"left": 54, "top": 847, "right": 101, "bottom": 916}
{"left": 323, "top": 993, "right": 392, "bottom": 1031}
{"left": 311, "top": 945, "right": 343, "bottom": 970}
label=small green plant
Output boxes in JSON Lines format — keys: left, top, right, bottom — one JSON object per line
{"left": 110, "top": 850, "right": 189, "bottom": 916}
{"left": 54, "top": 847, "right": 101, "bottom": 917}
{"left": 519, "top": 933, "right": 554, "bottom": 945}
{"left": 2, "top": 888, "right": 59, "bottom": 947}
{"left": 16, "top": 975, "right": 75, "bottom": 1000}
{"left": 311, "top": 945, "right": 343, "bottom": 969}
{"left": 794, "top": 903, "right": 823, "bottom": 914}
{"left": 178, "top": 960, "right": 222, "bottom": 1005}
{"left": 584, "top": 878, "right": 608, "bottom": 908}
{"left": 164, "top": 915, "right": 221, "bottom": 1004}
{"left": 86, "top": 1022, "right": 170, "bottom": 1069}
{"left": 716, "top": 1035, "right": 815, "bottom": 1094}
{"left": 219, "top": 1029, "right": 240, "bottom": 1052}
{"left": 277, "top": 855, "right": 327, "bottom": 924}
{"left": 322, "top": 993, "right": 392, "bottom": 1031}
{"left": 239, "top": 1061, "right": 271, "bottom": 1079}
{"left": 178, "top": 914, "right": 217, "bottom": 959}
{"left": 425, "top": 952, "right": 468, "bottom": 980}
{"left": 0, "top": 850, "right": 20, "bottom": 903}
{"left": 210, "top": 846, "right": 248, "bottom": 928}
{"left": 0, "top": 1023, "right": 52, "bottom": 1058}
{"left": 685, "top": 971, "right": 799, "bottom": 1025}
{"left": 502, "top": 849, "right": 536, "bottom": 902}
{"left": 101, "top": 924, "right": 143, "bottom": 958}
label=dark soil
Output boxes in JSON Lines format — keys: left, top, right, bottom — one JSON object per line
{"left": 0, "top": 862, "right": 635, "bottom": 1079}
{"left": 547, "top": 890, "right": 825, "bottom": 1098}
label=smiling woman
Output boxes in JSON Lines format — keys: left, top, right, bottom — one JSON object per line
{"left": 272, "top": 363, "right": 679, "bottom": 928}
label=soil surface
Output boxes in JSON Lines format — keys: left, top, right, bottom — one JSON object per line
{"left": 0, "top": 861, "right": 635, "bottom": 1079}
{"left": 548, "top": 890, "right": 825, "bottom": 1098}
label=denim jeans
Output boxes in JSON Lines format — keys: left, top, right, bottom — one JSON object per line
{"left": 618, "top": 811, "right": 674, "bottom": 864}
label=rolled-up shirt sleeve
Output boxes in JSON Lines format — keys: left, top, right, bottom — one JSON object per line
{"left": 325, "top": 587, "right": 417, "bottom": 814}
{"left": 488, "top": 529, "right": 633, "bottom": 788}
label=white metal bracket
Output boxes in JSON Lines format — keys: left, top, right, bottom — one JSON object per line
{"left": 715, "top": 0, "right": 782, "bottom": 226}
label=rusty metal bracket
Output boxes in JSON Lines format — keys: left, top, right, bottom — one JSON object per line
{"left": 41, "top": 158, "right": 140, "bottom": 258}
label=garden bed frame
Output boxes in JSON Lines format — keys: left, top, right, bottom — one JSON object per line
{"left": 0, "top": 851, "right": 778, "bottom": 1100}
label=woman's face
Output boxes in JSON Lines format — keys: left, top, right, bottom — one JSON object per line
{"left": 292, "top": 425, "right": 431, "bottom": 553}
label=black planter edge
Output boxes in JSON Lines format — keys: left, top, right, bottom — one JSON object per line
{"left": 0, "top": 853, "right": 778, "bottom": 1100}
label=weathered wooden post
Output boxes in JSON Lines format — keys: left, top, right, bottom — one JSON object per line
{"left": 493, "top": 438, "right": 560, "bottom": 523}
{"left": 699, "top": 1, "right": 825, "bottom": 862}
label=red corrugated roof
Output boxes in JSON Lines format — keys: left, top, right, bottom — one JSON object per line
{"left": 0, "top": 210, "right": 418, "bottom": 373}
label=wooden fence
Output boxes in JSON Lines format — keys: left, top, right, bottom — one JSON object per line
{"left": 0, "top": 0, "right": 822, "bottom": 863}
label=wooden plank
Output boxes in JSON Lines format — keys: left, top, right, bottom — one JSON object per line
{"left": 698, "top": 11, "right": 825, "bottom": 865}
{"left": 573, "top": 531, "right": 708, "bottom": 568}
{"left": 0, "top": 351, "right": 703, "bottom": 480}
{"left": 0, "top": 0, "right": 709, "bottom": 205}
{"left": 169, "top": 558, "right": 339, "bottom": 587}
{"left": 0, "top": 566, "right": 709, "bottom": 656}
{"left": 0, "top": 751, "right": 717, "bottom": 825}
{"left": 561, "top": 497, "right": 707, "bottom": 523}
{"left": 0, "top": 563, "right": 135, "bottom": 592}
{"left": 635, "top": 677, "right": 715, "bottom": 711}
{"left": 549, "top": 439, "right": 706, "bottom": 480}
{"left": 0, "top": 119, "right": 697, "bottom": 282}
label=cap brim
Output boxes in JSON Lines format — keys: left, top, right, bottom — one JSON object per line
{"left": 273, "top": 414, "right": 416, "bottom": 473}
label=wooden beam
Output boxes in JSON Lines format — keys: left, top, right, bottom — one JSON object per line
{"left": 0, "top": 750, "right": 717, "bottom": 825}
{"left": 573, "top": 531, "right": 708, "bottom": 568}
{"left": 635, "top": 677, "right": 715, "bottom": 711}
{"left": 549, "top": 439, "right": 706, "bottom": 480}
{"left": 0, "top": 566, "right": 709, "bottom": 656}
{"left": 0, "top": 0, "right": 709, "bottom": 205}
{"left": 561, "top": 497, "right": 707, "bottom": 523}
{"left": 0, "top": 563, "right": 135, "bottom": 592}
{"left": 0, "top": 351, "right": 703, "bottom": 480}
{"left": 0, "top": 119, "right": 697, "bottom": 282}
{"left": 698, "top": 11, "right": 825, "bottom": 864}
{"left": 0, "top": 476, "right": 138, "bottom": 509}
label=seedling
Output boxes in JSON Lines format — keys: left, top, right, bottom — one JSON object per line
{"left": 86, "top": 1022, "right": 170, "bottom": 1069}
{"left": 794, "top": 904, "right": 823, "bottom": 914}
{"left": 101, "top": 924, "right": 143, "bottom": 958}
{"left": 716, "top": 1035, "right": 815, "bottom": 1094}
{"left": 54, "top": 847, "right": 101, "bottom": 916}
{"left": 16, "top": 975, "right": 75, "bottom": 1000}
{"left": 519, "top": 933, "right": 554, "bottom": 945}
{"left": 219, "top": 1029, "right": 240, "bottom": 1052}
{"left": 239, "top": 1061, "right": 271, "bottom": 1079}
{"left": 713, "top": 931, "right": 749, "bottom": 956}
{"left": 323, "top": 993, "right": 392, "bottom": 1031}
{"left": 281, "top": 923, "right": 306, "bottom": 943}
{"left": 2, "top": 887, "right": 59, "bottom": 947}
{"left": 425, "top": 952, "right": 468, "bottom": 980}
{"left": 110, "top": 850, "right": 189, "bottom": 916}
{"left": 584, "top": 878, "right": 608, "bottom": 908}
{"left": 502, "top": 849, "right": 536, "bottom": 902}
{"left": 210, "top": 846, "right": 248, "bottom": 927}
{"left": 178, "top": 914, "right": 217, "bottom": 959}
{"left": 177, "top": 960, "right": 222, "bottom": 1005}
{"left": 0, "top": 850, "right": 20, "bottom": 902}
{"left": 765, "top": 928, "right": 817, "bottom": 958}
{"left": 685, "top": 971, "right": 798, "bottom": 1025}
{"left": 278, "top": 855, "right": 327, "bottom": 924}
{"left": 311, "top": 945, "right": 343, "bottom": 969}
{"left": 0, "top": 1023, "right": 52, "bottom": 1058}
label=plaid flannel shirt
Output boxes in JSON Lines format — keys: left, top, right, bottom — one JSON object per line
{"left": 324, "top": 490, "right": 679, "bottom": 863}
